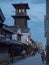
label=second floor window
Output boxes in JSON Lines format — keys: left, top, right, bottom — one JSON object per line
{"left": 22, "top": 9, "right": 25, "bottom": 12}
{"left": 19, "top": 9, "right": 25, "bottom": 13}
{"left": 19, "top": 9, "right": 21, "bottom": 13}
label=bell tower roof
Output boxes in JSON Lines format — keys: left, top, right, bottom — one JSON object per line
{"left": 12, "top": 15, "right": 30, "bottom": 20}
{"left": 12, "top": 3, "right": 30, "bottom": 9}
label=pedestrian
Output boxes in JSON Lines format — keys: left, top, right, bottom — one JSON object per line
{"left": 33, "top": 50, "right": 35, "bottom": 56}
{"left": 21, "top": 50, "right": 26, "bottom": 58}
{"left": 40, "top": 49, "right": 45, "bottom": 63}
{"left": 44, "top": 50, "right": 46, "bottom": 60}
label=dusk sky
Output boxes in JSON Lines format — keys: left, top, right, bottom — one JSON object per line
{"left": 0, "top": 0, "right": 46, "bottom": 45}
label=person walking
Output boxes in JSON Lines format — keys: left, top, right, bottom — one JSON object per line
{"left": 40, "top": 49, "right": 45, "bottom": 63}
{"left": 21, "top": 50, "right": 26, "bottom": 58}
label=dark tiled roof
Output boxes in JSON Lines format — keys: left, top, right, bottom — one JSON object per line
{"left": 0, "top": 8, "right": 5, "bottom": 22}
{"left": 0, "top": 38, "right": 23, "bottom": 46}
{"left": 0, "top": 38, "right": 17, "bottom": 44}
{"left": 5, "top": 26, "right": 30, "bottom": 33}
{"left": 12, "top": 3, "right": 30, "bottom": 9}
{"left": 0, "top": 38, "right": 8, "bottom": 43}
{"left": 6, "top": 26, "right": 18, "bottom": 32}
{"left": 12, "top": 15, "right": 30, "bottom": 20}
{"left": 30, "top": 39, "right": 35, "bottom": 43}
{"left": 6, "top": 26, "right": 30, "bottom": 33}
{"left": 3, "top": 25, "right": 14, "bottom": 34}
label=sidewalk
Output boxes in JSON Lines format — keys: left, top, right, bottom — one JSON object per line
{"left": 8, "top": 54, "right": 46, "bottom": 65}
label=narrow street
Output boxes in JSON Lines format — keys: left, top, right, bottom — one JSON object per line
{"left": 9, "top": 54, "right": 46, "bottom": 65}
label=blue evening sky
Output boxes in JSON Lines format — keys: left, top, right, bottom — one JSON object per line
{"left": 0, "top": 0, "right": 46, "bottom": 45}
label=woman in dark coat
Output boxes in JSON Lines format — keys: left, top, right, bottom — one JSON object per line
{"left": 41, "top": 50, "right": 45, "bottom": 63}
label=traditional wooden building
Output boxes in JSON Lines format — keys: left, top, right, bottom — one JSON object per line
{"left": 0, "top": 9, "right": 15, "bottom": 64}
{"left": 0, "top": 9, "right": 9, "bottom": 64}
{"left": 0, "top": 8, "right": 14, "bottom": 40}
{"left": 3, "top": 25, "right": 14, "bottom": 40}
{"left": 0, "top": 9, "right": 5, "bottom": 23}
{"left": 12, "top": 3, "right": 30, "bottom": 28}
{"left": 0, "top": 8, "right": 5, "bottom": 39}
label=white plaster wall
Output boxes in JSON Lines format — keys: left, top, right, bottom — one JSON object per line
{"left": 12, "top": 34, "right": 17, "bottom": 41}
{"left": 17, "top": 28, "right": 21, "bottom": 34}
{"left": 21, "top": 33, "right": 28, "bottom": 44}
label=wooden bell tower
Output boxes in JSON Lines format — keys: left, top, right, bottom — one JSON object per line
{"left": 12, "top": 3, "right": 30, "bottom": 28}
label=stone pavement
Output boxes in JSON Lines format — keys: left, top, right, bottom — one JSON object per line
{"left": 8, "top": 54, "right": 46, "bottom": 65}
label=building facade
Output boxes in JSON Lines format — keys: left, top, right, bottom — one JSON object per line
{"left": 0, "top": 8, "right": 14, "bottom": 41}
{"left": 0, "top": 8, "right": 5, "bottom": 39}
{"left": 0, "top": 9, "right": 10, "bottom": 64}
{"left": 44, "top": 0, "right": 49, "bottom": 64}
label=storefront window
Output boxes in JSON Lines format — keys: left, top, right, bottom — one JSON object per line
{"left": 6, "top": 35, "right": 11, "bottom": 41}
